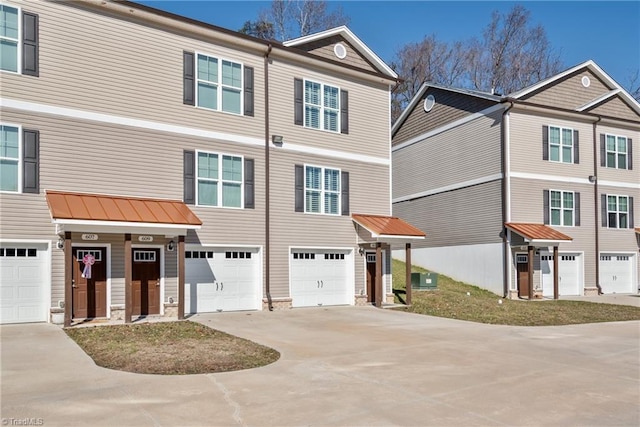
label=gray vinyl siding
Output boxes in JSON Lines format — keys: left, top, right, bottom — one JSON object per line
{"left": 588, "top": 97, "right": 639, "bottom": 122}
{"left": 392, "top": 108, "right": 503, "bottom": 199}
{"left": 392, "top": 88, "right": 498, "bottom": 145}
{"left": 268, "top": 151, "right": 390, "bottom": 299}
{"left": 268, "top": 57, "right": 390, "bottom": 160}
{"left": 297, "top": 35, "right": 379, "bottom": 74}
{"left": 393, "top": 179, "right": 503, "bottom": 248}
{"left": 0, "top": 0, "right": 265, "bottom": 140}
{"left": 509, "top": 111, "right": 593, "bottom": 177}
{"left": 520, "top": 69, "right": 611, "bottom": 110}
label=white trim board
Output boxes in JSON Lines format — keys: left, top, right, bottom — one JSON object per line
{"left": 511, "top": 171, "right": 640, "bottom": 189}
{"left": 392, "top": 174, "right": 503, "bottom": 203}
{"left": 1, "top": 98, "right": 390, "bottom": 166}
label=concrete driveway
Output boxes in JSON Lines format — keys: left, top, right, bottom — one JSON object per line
{"left": 1, "top": 307, "right": 639, "bottom": 426}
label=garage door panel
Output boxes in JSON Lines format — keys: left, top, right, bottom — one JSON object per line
{"left": 290, "top": 249, "right": 351, "bottom": 308}
{"left": 185, "top": 248, "right": 260, "bottom": 313}
{"left": 0, "top": 244, "right": 48, "bottom": 324}
{"left": 600, "top": 254, "right": 634, "bottom": 294}
{"left": 541, "top": 253, "right": 581, "bottom": 297}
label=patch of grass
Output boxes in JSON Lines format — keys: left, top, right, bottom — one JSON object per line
{"left": 65, "top": 321, "right": 280, "bottom": 375}
{"left": 392, "top": 258, "right": 640, "bottom": 326}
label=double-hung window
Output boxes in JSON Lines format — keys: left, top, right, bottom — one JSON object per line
{"left": 0, "top": 4, "right": 19, "bottom": 73}
{"left": 548, "top": 126, "right": 574, "bottom": 163}
{"left": 305, "top": 165, "right": 340, "bottom": 215}
{"left": 604, "top": 134, "right": 628, "bottom": 169}
{"left": 0, "top": 124, "right": 19, "bottom": 192}
{"left": 197, "top": 151, "right": 243, "bottom": 208}
{"left": 305, "top": 80, "right": 340, "bottom": 132}
{"left": 606, "top": 195, "right": 629, "bottom": 229}
{"left": 549, "top": 190, "right": 574, "bottom": 226}
{"left": 197, "top": 54, "right": 242, "bottom": 114}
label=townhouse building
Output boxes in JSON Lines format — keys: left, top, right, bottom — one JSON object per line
{"left": 391, "top": 61, "right": 639, "bottom": 299}
{"left": 0, "top": 0, "right": 424, "bottom": 325}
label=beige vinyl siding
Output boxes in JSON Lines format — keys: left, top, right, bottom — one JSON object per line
{"left": 598, "top": 183, "right": 639, "bottom": 252}
{"left": 521, "top": 69, "right": 611, "bottom": 110}
{"left": 509, "top": 111, "right": 593, "bottom": 177}
{"left": 393, "top": 179, "right": 503, "bottom": 248}
{"left": 510, "top": 177, "right": 597, "bottom": 289}
{"left": 596, "top": 124, "right": 640, "bottom": 184}
{"left": 0, "top": 0, "right": 265, "bottom": 140}
{"left": 268, "top": 57, "right": 390, "bottom": 160}
{"left": 392, "top": 108, "right": 503, "bottom": 199}
{"left": 268, "top": 150, "right": 390, "bottom": 299}
{"left": 589, "top": 97, "right": 639, "bottom": 122}
{"left": 392, "top": 88, "right": 498, "bottom": 145}
{"left": 299, "top": 36, "right": 379, "bottom": 74}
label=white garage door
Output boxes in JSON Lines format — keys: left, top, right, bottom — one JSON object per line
{"left": 541, "top": 253, "right": 581, "bottom": 297}
{"left": 290, "top": 249, "right": 352, "bottom": 308}
{"left": 0, "top": 244, "right": 49, "bottom": 324}
{"left": 185, "top": 247, "right": 261, "bottom": 313}
{"left": 600, "top": 254, "right": 635, "bottom": 294}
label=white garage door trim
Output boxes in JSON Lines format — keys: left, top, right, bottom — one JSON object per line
{"left": 288, "top": 246, "right": 355, "bottom": 307}
{"left": 0, "top": 240, "right": 51, "bottom": 324}
{"left": 540, "top": 251, "right": 583, "bottom": 297}
{"left": 185, "top": 245, "right": 262, "bottom": 313}
{"left": 599, "top": 252, "right": 637, "bottom": 294}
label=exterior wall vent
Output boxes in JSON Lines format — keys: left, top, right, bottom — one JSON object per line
{"left": 423, "top": 94, "right": 435, "bottom": 112}
{"left": 581, "top": 76, "right": 591, "bottom": 88}
{"left": 334, "top": 43, "right": 347, "bottom": 59}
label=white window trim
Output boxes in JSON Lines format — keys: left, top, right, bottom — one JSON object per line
{"left": 604, "top": 133, "right": 629, "bottom": 170}
{"left": 549, "top": 189, "right": 575, "bottom": 227}
{"left": 303, "top": 78, "right": 341, "bottom": 133}
{"left": 605, "top": 194, "right": 629, "bottom": 229}
{"left": 0, "top": 122, "right": 22, "bottom": 194}
{"left": 547, "top": 125, "right": 574, "bottom": 164}
{"left": 304, "top": 163, "right": 341, "bottom": 216}
{"left": 0, "top": 3, "right": 21, "bottom": 75}
{"left": 194, "top": 51, "right": 244, "bottom": 116}
{"left": 195, "top": 149, "right": 244, "bottom": 209}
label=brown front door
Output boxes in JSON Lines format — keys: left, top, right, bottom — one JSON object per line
{"left": 72, "top": 248, "right": 107, "bottom": 318}
{"left": 366, "top": 253, "right": 377, "bottom": 303}
{"left": 517, "top": 255, "right": 530, "bottom": 298}
{"left": 132, "top": 249, "right": 160, "bottom": 315}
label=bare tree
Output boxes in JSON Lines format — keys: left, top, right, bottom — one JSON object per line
{"left": 625, "top": 69, "right": 640, "bottom": 102}
{"left": 391, "top": 5, "right": 563, "bottom": 122}
{"left": 240, "top": 0, "right": 350, "bottom": 41}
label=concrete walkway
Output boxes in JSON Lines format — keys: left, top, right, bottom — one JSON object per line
{"left": 1, "top": 307, "right": 639, "bottom": 426}
{"left": 560, "top": 293, "right": 640, "bottom": 307}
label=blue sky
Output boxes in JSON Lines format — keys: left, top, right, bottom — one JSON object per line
{"left": 139, "top": 1, "right": 640, "bottom": 90}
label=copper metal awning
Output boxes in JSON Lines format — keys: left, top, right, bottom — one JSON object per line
{"left": 46, "top": 190, "right": 201, "bottom": 235}
{"left": 352, "top": 213, "right": 426, "bottom": 240}
{"left": 505, "top": 222, "right": 572, "bottom": 245}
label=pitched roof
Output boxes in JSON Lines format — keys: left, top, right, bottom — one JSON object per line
{"left": 46, "top": 190, "right": 202, "bottom": 226}
{"left": 352, "top": 214, "right": 425, "bottom": 238}
{"left": 283, "top": 26, "right": 397, "bottom": 79}
{"left": 505, "top": 223, "right": 573, "bottom": 243}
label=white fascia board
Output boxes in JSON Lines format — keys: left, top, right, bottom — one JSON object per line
{"left": 576, "top": 89, "right": 621, "bottom": 112}
{"left": 392, "top": 174, "right": 503, "bottom": 204}
{"left": 284, "top": 26, "right": 397, "bottom": 79}
{"left": 53, "top": 219, "right": 199, "bottom": 236}
{"left": 392, "top": 83, "right": 429, "bottom": 135}
{"left": 528, "top": 239, "right": 572, "bottom": 246}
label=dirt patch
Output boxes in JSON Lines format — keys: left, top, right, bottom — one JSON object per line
{"left": 65, "top": 321, "right": 280, "bottom": 375}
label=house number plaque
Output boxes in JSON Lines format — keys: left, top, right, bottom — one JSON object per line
{"left": 81, "top": 234, "right": 99, "bottom": 241}
{"left": 138, "top": 236, "right": 154, "bottom": 242}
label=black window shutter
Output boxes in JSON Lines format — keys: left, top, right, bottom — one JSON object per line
{"left": 600, "top": 134, "right": 606, "bottom": 167}
{"left": 22, "top": 12, "right": 38, "bottom": 77}
{"left": 628, "top": 139, "right": 633, "bottom": 170}
{"left": 183, "top": 51, "right": 195, "bottom": 105}
{"left": 244, "top": 66, "right": 254, "bottom": 117}
{"left": 294, "top": 164, "right": 304, "bottom": 212}
{"left": 341, "top": 171, "right": 349, "bottom": 216}
{"left": 22, "top": 129, "right": 39, "bottom": 193}
{"left": 573, "top": 130, "right": 579, "bottom": 164}
{"left": 183, "top": 150, "right": 195, "bottom": 204}
{"left": 629, "top": 197, "right": 634, "bottom": 228}
{"left": 294, "top": 78, "right": 303, "bottom": 126}
{"left": 244, "top": 158, "right": 254, "bottom": 209}
{"left": 601, "top": 194, "right": 607, "bottom": 227}
{"left": 543, "top": 190, "right": 549, "bottom": 225}
{"left": 542, "top": 125, "right": 549, "bottom": 160}
{"left": 340, "top": 90, "right": 349, "bottom": 134}
{"left": 574, "top": 192, "right": 580, "bottom": 226}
